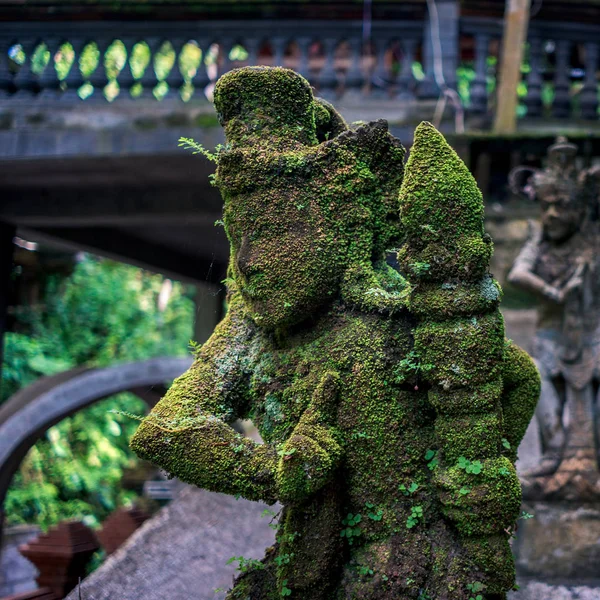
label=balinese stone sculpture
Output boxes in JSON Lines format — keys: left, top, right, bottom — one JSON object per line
{"left": 509, "top": 137, "right": 600, "bottom": 500}
{"left": 131, "top": 67, "right": 539, "bottom": 599}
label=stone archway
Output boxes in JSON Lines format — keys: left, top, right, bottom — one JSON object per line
{"left": 0, "top": 357, "right": 192, "bottom": 543}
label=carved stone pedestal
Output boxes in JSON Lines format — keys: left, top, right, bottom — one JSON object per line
{"left": 512, "top": 502, "right": 600, "bottom": 579}
{"left": 97, "top": 507, "right": 149, "bottom": 555}
{"left": 18, "top": 521, "right": 99, "bottom": 599}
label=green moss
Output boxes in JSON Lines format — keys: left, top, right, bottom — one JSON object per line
{"left": 434, "top": 457, "right": 522, "bottom": 536}
{"left": 398, "top": 121, "right": 490, "bottom": 283}
{"left": 397, "top": 120, "right": 538, "bottom": 598}
{"left": 131, "top": 67, "right": 539, "bottom": 599}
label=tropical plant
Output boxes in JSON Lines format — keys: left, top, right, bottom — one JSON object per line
{"left": 2, "top": 255, "right": 194, "bottom": 530}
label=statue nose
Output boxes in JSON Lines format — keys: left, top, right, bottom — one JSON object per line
{"left": 237, "top": 235, "right": 252, "bottom": 276}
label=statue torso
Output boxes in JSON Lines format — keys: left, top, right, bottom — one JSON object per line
{"left": 532, "top": 230, "right": 600, "bottom": 386}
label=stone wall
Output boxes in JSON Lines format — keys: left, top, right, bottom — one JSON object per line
{"left": 0, "top": 524, "right": 39, "bottom": 597}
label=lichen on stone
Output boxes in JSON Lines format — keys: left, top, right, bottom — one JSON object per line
{"left": 130, "top": 66, "right": 539, "bottom": 600}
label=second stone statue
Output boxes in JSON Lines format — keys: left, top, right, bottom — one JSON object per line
{"left": 130, "top": 67, "right": 540, "bottom": 600}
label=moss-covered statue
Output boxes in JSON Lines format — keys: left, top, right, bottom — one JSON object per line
{"left": 130, "top": 67, "right": 539, "bottom": 599}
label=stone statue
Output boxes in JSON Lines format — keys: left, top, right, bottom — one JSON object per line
{"left": 508, "top": 136, "right": 600, "bottom": 499}
{"left": 130, "top": 67, "right": 539, "bottom": 599}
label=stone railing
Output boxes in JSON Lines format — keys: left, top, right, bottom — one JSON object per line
{"left": 460, "top": 16, "right": 600, "bottom": 120}
{"left": 0, "top": 20, "right": 431, "bottom": 104}
{"left": 1, "top": 16, "right": 600, "bottom": 120}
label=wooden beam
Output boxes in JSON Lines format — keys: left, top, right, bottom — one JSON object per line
{"left": 21, "top": 226, "right": 228, "bottom": 285}
{"left": 0, "top": 187, "right": 222, "bottom": 227}
{"left": 493, "top": 0, "right": 531, "bottom": 134}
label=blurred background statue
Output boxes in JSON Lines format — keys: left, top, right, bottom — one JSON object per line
{"left": 509, "top": 137, "right": 600, "bottom": 499}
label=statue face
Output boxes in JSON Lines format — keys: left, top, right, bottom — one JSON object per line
{"left": 224, "top": 194, "right": 340, "bottom": 330}
{"left": 538, "top": 183, "right": 582, "bottom": 242}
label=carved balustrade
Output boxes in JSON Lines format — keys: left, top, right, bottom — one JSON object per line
{"left": 1, "top": 17, "right": 600, "bottom": 120}
{"left": 0, "top": 21, "right": 426, "bottom": 103}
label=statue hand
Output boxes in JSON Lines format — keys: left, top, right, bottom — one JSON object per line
{"left": 543, "top": 284, "right": 565, "bottom": 303}
{"left": 276, "top": 372, "right": 344, "bottom": 504}
{"left": 547, "top": 263, "right": 585, "bottom": 303}
{"left": 434, "top": 457, "right": 522, "bottom": 536}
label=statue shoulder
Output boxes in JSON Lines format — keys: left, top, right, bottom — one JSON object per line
{"left": 525, "top": 219, "right": 542, "bottom": 243}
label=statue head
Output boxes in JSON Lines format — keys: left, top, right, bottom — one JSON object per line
{"left": 534, "top": 138, "right": 583, "bottom": 243}
{"left": 213, "top": 67, "right": 405, "bottom": 330}
{"left": 510, "top": 137, "right": 584, "bottom": 244}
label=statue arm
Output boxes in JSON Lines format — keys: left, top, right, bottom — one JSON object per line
{"left": 130, "top": 293, "right": 279, "bottom": 504}
{"left": 508, "top": 221, "right": 562, "bottom": 302}
{"left": 275, "top": 372, "right": 344, "bottom": 504}
{"left": 499, "top": 339, "right": 541, "bottom": 463}
{"left": 399, "top": 123, "right": 528, "bottom": 591}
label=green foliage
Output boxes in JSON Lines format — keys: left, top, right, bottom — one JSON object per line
{"left": 274, "top": 552, "right": 295, "bottom": 566}
{"left": 366, "top": 506, "right": 383, "bottom": 521}
{"left": 399, "top": 482, "right": 419, "bottom": 496}
{"left": 457, "top": 456, "right": 483, "bottom": 475}
{"left": 3, "top": 256, "right": 194, "bottom": 530}
{"left": 280, "top": 580, "right": 292, "bottom": 596}
{"left": 393, "top": 350, "right": 434, "bottom": 385}
{"left": 226, "top": 555, "right": 265, "bottom": 573}
{"left": 406, "top": 505, "right": 423, "bottom": 529}
{"left": 178, "top": 137, "right": 220, "bottom": 162}
{"left": 340, "top": 513, "right": 362, "bottom": 544}
{"left": 467, "top": 581, "right": 486, "bottom": 600}
{"left": 425, "top": 449, "right": 439, "bottom": 471}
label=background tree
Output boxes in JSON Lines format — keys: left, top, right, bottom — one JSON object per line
{"left": 2, "top": 255, "right": 194, "bottom": 530}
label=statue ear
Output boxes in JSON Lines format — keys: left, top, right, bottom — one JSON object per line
{"left": 508, "top": 166, "right": 539, "bottom": 202}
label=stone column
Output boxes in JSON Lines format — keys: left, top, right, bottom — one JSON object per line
{"left": 524, "top": 34, "right": 543, "bottom": 117}
{"left": 470, "top": 33, "right": 490, "bottom": 114}
{"left": 580, "top": 41, "right": 599, "bottom": 120}
{"left": 552, "top": 39, "right": 571, "bottom": 119}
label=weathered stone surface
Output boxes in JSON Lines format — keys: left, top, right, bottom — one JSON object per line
{"left": 64, "top": 485, "right": 277, "bottom": 600}
{"left": 0, "top": 525, "right": 39, "bottom": 597}
{"left": 509, "top": 137, "right": 600, "bottom": 488}
{"left": 513, "top": 503, "right": 600, "bottom": 579}
{"left": 130, "top": 67, "right": 540, "bottom": 599}
{"left": 510, "top": 581, "right": 600, "bottom": 600}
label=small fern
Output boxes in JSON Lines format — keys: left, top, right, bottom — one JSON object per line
{"left": 178, "top": 137, "right": 218, "bottom": 162}
{"left": 108, "top": 409, "right": 146, "bottom": 422}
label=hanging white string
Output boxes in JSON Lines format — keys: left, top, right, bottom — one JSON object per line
{"left": 426, "top": 0, "right": 465, "bottom": 133}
